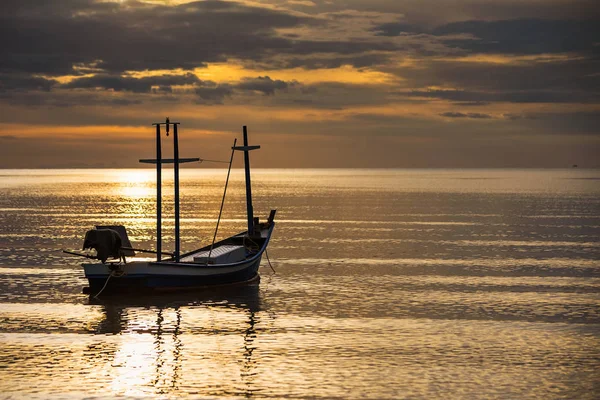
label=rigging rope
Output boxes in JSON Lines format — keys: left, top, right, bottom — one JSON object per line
{"left": 199, "top": 158, "right": 230, "bottom": 164}
{"left": 243, "top": 235, "right": 260, "bottom": 252}
{"left": 206, "top": 138, "right": 237, "bottom": 263}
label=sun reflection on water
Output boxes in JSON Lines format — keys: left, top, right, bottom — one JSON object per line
{"left": 84, "top": 288, "right": 262, "bottom": 398}
{"left": 116, "top": 170, "right": 155, "bottom": 198}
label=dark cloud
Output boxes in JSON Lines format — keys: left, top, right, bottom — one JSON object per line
{"left": 62, "top": 73, "right": 200, "bottom": 93}
{"left": 433, "top": 19, "right": 600, "bottom": 56}
{"left": 194, "top": 84, "right": 234, "bottom": 104}
{"left": 373, "top": 18, "right": 600, "bottom": 60}
{"left": 0, "top": 135, "right": 18, "bottom": 140}
{"left": 0, "top": 0, "right": 401, "bottom": 80}
{"left": 0, "top": 0, "right": 309, "bottom": 76}
{"left": 236, "top": 76, "right": 294, "bottom": 95}
{"left": 287, "top": 39, "right": 396, "bottom": 57}
{"left": 0, "top": 89, "right": 145, "bottom": 108}
{"left": 410, "top": 87, "right": 600, "bottom": 104}
{"left": 0, "top": 73, "right": 57, "bottom": 92}
{"left": 345, "top": 0, "right": 600, "bottom": 27}
{"left": 397, "top": 53, "right": 600, "bottom": 104}
{"left": 439, "top": 112, "right": 493, "bottom": 119}
{"left": 502, "top": 113, "right": 530, "bottom": 120}
{"left": 0, "top": 0, "right": 412, "bottom": 99}
{"left": 370, "top": 18, "right": 600, "bottom": 107}
{"left": 372, "top": 22, "right": 426, "bottom": 37}
{"left": 452, "top": 101, "right": 490, "bottom": 107}
{"left": 62, "top": 73, "right": 296, "bottom": 100}
{"left": 264, "top": 53, "right": 393, "bottom": 70}
{"left": 0, "top": 74, "right": 303, "bottom": 108}
{"left": 463, "top": 112, "right": 492, "bottom": 119}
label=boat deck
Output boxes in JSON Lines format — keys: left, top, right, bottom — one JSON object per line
{"left": 178, "top": 228, "right": 270, "bottom": 264}
{"left": 179, "top": 245, "right": 246, "bottom": 264}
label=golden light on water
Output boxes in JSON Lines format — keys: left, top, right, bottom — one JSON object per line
{"left": 118, "top": 170, "right": 155, "bottom": 198}
{"left": 118, "top": 170, "right": 153, "bottom": 185}
{"left": 110, "top": 335, "right": 157, "bottom": 397}
{"left": 0, "top": 169, "right": 599, "bottom": 397}
{"left": 105, "top": 308, "right": 184, "bottom": 397}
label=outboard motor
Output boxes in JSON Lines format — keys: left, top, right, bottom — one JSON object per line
{"left": 82, "top": 228, "right": 123, "bottom": 263}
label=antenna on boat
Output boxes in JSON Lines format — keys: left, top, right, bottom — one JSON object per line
{"left": 141, "top": 118, "right": 200, "bottom": 262}
{"left": 233, "top": 126, "right": 260, "bottom": 235}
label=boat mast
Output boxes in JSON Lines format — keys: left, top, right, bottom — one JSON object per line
{"left": 152, "top": 122, "right": 162, "bottom": 261}
{"left": 233, "top": 126, "right": 260, "bottom": 234}
{"left": 172, "top": 122, "right": 181, "bottom": 262}
{"left": 141, "top": 118, "right": 198, "bottom": 262}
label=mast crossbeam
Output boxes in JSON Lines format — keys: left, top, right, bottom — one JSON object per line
{"left": 139, "top": 158, "right": 199, "bottom": 164}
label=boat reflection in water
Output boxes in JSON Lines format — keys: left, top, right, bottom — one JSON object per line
{"left": 84, "top": 283, "right": 263, "bottom": 398}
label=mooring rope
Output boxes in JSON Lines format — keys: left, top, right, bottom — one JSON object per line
{"left": 265, "top": 249, "right": 276, "bottom": 273}
{"left": 93, "top": 266, "right": 124, "bottom": 299}
{"left": 242, "top": 235, "right": 275, "bottom": 273}
{"left": 206, "top": 138, "right": 237, "bottom": 263}
{"left": 93, "top": 272, "right": 112, "bottom": 299}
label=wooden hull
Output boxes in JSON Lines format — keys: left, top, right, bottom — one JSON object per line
{"left": 84, "top": 258, "right": 261, "bottom": 293}
{"left": 83, "top": 224, "right": 274, "bottom": 294}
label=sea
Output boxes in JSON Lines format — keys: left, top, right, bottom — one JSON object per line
{"left": 0, "top": 168, "right": 599, "bottom": 399}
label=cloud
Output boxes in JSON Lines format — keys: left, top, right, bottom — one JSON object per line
{"left": 433, "top": 19, "right": 600, "bottom": 56}
{"left": 62, "top": 73, "right": 201, "bottom": 93}
{"left": 194, "top": 84, "right": 234, "bottom": 104}
{"left": 0, "top": 73, "right": 57, "bottom": 92}
{"left": 0, "top": 0, "right": 311, "bottom": 76}
{"left": 409, "top": 87, "right": 600, "bottom": 104}
{"left": 236, "top": 76, "right": 295, "bottom": 95}
{"left": 0, "top": 0, "right": 599, "bottom": 169}
{"left": 0, "top": 135, "right": 18, "bottom": 140}
{"left": 264, "top": 53, "right": 393, "bottom": 70}
{"left": 0, "top": 0, "right": 404, "bottom": 80}
{"left": 452, "top": 101, "right": 490, "bottom": 107}
{"left": 396, "top": 53, "right": 600, "bottom": 104}
{"left": 60, "top": 73, "right": 298, "bottom": 101}
{"left": 287, "top": 0, "right": 317, "bottom": 6}
{"left": 0, "top": 0, "right": 408, "bottom": 97}
{"left": 372, "top": 18, "right": 600, "bottom": 61}
{"left": 372, "top": 22, "right": 426, "bottom": 37}
{"left": 329, "top": 0, "right": 600, "bottom": 26}
{"left": 440, "top": 112, "right": 493, "bottom": 119}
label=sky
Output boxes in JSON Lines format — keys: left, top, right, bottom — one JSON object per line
{"left": 0, "top": 0, "right": 599, "bottom": 168}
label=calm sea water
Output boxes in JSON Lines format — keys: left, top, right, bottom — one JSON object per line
{"left": 0, "top": 168, "right": 599, "bottom": 399}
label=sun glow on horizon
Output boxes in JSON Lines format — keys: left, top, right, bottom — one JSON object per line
{"left": 117, "top": 170, "right": 155, "bottom": 198}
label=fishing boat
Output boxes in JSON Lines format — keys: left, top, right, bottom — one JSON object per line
{"left": 64, "top": 118, "right": 276, "bottom": 295}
